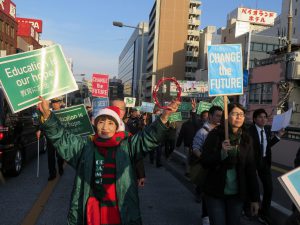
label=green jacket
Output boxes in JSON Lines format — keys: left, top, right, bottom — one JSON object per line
{"left": 41, "top": 113, "right": 168, "bottom": 225}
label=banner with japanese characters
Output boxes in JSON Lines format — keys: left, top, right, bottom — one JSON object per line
{"left": 0, "top": 45, "right": 78, "bottom": 113}
{"left": 92, "top": 74, "right": 109, "bottom": 98}
{"left": 53, "top": 104, "right": 94, "bottom": 136}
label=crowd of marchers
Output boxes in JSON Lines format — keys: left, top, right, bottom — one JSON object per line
{"left": 37, "top": 97, "right": 299, "bottom": 225}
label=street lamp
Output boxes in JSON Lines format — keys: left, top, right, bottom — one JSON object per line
{"left": 113, "top": 21, "right": 145, "bottom": 105}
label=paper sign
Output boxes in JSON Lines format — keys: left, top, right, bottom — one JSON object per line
{"left": 178, "top": 102, "right": 192, "bottom": 112}
{"left": 207, "top": 44, "right": 243, "bottom": 96}
{"left": 278, "top": 166, "right": 300, "bottom": 212}
{"left": 197, "top": 101, "right": 213, "bottom": 114}
{"left": 170, "top": 80, "right": 208, "bottom": 97}
{"left": 212, "top": 96, "right": 230, "bottom": 109}
{"left": 53, "top": 104, "right": 94, "bottom": 136}
{"left": 92, "top": 98, "right": 109, "bottom": 119}
{"left": 92, "top": 74, "right": 109, "bottom": 98}
{"left": 124, "top": 97, "right": 136, "bottom": 107}
{"left": 140, "top": 102, "right": 155, "bottom": 113}
{"left": 0, "top": 45, "right": 78, "bottom": 113}
{"left": 83, "top": 97, "right": 91, "bottom": 107}
{"left": 271, "top": 108, "right": 292, "bottom": 131}
{"left": 168, "top": 112, "right": 182, "bottom": 122}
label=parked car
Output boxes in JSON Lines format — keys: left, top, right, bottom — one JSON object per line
{"left": 0, "top": 88, "right": 46, "bottom": 176}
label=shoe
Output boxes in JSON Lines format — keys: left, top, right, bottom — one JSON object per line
{"left": 258, "top": 213, "right": 272, "bottom": 225}
{"left": 202, "top": 216, "right": 210, "bottom": 225}
{"left": 48, "top": 174, "right": 56, "bottom": 181}
{"left": 59, "top": 169, "right": 64, "bottom": 176}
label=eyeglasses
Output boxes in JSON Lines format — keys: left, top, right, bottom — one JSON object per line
{"left": 230, "top": 112, "right": 245, "bottom": 118}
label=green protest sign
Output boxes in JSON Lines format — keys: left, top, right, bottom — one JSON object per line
{"left": 0, "top": 45, "right": 78, "bottom": 113}
{"left": 178, "top": 102, "right": 192, "bottom": 112}
{"left": 124, "top": 97, "right": 136, "bottom": 107}
{"left": 212, "top": 96, "right": 230, "bottom": 109}
{"left": 168, "top": 112, "right": 182, "bottom": 122}
{"left": 53, "top": 104, "right": 94, "bottom": 136}
{"left": 197, "top": 101, "right": 213, "bottom": 114}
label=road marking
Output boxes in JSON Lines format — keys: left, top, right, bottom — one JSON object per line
{"left": 21, "top": 176, "right": 60, "bottom": 225}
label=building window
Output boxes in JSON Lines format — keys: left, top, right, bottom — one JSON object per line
{"left": 295, "top": 8, "right": 297, "bottom": 16}
{"left": 223, "top": 36, "right": 226, "bottom": 43}
{"left": 294, "top": 27, "right": 296, "bottom": 35}
{"left": 249, "top": 83, "right": 273, "bottom": 104}
{"left": 253, "top": 43, "right": 263, "bottom": 52}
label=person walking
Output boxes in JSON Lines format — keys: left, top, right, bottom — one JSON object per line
{"left": 192, "top": 106, "right": 223, "bottom": 225}
{"left": 46, "top": 97, "right": 64, "bottom": 181}
{"left": 38, "top": 96, "right": 179, "bottom": 225}
{"left": 201, "top": 103, "right": 260, "bottom": 225}
{"left": 111, "top": 99, "right": 146, "bottom": 187}
{"left": 248, "top": 108, "right": 284, "bottom": 225}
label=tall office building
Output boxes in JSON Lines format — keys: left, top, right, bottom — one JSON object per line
{"left": 118, "top": 22, "right": 149, "bottom": 101}
{"left": 144, "top": 0, "right": 201, "bottom": 101}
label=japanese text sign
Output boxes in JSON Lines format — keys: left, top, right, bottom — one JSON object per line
{"left": 92, "top": 74, "right": 109, "bottom": 98}
{"left": 207, "top": 44, "right": 243, "bottom": 96}
{"left": 53, "top": 104, "right": 94, "bottom": 136}
{"left": 237, "top": 8, "right": 277, "bottom": 26}
{"left": 0, "top": 45, "right": 78, "bottom": 113}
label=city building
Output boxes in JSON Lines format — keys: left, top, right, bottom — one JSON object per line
{"left": 109, "top": 77, "right": 124, "bottom": 100}
{"left": 259, "top": 0, "right": 299, "bottom": 44}
{"left": 118, "top": 22, "right": 149, "bottom": 100}
{"left": 222, "top": 7, "right": 280, "bottom": 69}
{"left": 16, "top": 17, "right": 42, "bottom": 52}
{"left": 144, "top": 0, "right": 201, "bottom": 101}
{"left": 199, "top": 26, "right": 222, "bottom": 70}
{"left": 0, "top": 0, "right": 17, "bottom": 56}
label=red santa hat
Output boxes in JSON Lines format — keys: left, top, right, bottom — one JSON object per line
{"left": 94, "top": 106, "right": 124, "bottom": 132}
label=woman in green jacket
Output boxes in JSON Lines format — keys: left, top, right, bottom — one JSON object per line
{"left": 38, "top": 96, "right": 179, "bottom": 225}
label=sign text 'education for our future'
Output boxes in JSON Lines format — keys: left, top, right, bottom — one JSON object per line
{"left": 0, "top": 45, "right": 78, "bottom": 113}
{"left": 208, "top": 44, "right": 243, "bottom": 96}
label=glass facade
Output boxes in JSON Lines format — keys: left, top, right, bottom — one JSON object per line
{"left": 118, "top": 45, "right": 135, "bottom": 97}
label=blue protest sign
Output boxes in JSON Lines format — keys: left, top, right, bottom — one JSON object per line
{"left": 92, "top": 98, "right": 109, "bottom": 119}
{"left": 207, "top": 44, "right": 243, "bottom": 96}
{"left": 140, "top": 102, "right": 155, "bottom": 113}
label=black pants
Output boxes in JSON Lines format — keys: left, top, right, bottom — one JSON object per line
{"left": 47, "top": 141, "right": 64, "bottom": 176}
{"left": 149, "top": 145, "right": 162, "bottom": 166}
{"left": 257, "top": 160, "right": 273, "bottom": 216}
{"left": 164, "top": 139, "right": 175, "bottom": 158}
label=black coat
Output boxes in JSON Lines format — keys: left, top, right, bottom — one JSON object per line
{"left": 201, "top": 127, "right": 260, "bottom": 202}
{"left": 247, "top": 125, "right": 280, "bottom": 168}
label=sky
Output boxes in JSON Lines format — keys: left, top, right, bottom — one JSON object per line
{"left": 13, "top": 0, "right": 282, "bottom": 80}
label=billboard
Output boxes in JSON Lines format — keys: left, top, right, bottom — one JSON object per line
{"left": 17, "top": 17, "right": 43, "bottom": 33}
{"left": 237, "top": 7, "right": 277, "bottom": 26}
{"left": 0, "top": 0, "right": 16, "bottom": 19}
{"left": 170, "top": 80, "right": 208, "bottom": 97}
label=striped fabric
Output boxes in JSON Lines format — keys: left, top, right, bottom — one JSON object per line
{"left": 89, "top": 147, "right": 121, "bottom": 225}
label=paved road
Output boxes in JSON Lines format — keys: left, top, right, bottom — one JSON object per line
{"left": 0, "top": 149, "right": 292, "bottom": 225}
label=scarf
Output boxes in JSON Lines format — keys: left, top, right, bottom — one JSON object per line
{"left": 93, "top": 131, "right": 130, "bottom": 148}
{"left": 87, "top": 131, "right": 130, "bottom": 225}
{"left": 225, "top": 128, "right": 243, "bottom": 168}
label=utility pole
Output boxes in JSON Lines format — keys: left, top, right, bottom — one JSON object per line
{"left": 287, "top": 0, "right": 293, "bottom": 53}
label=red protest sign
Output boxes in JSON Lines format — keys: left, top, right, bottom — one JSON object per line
{"left": 92, "top": 74, "right": 109, "bottom": 98}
